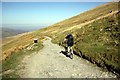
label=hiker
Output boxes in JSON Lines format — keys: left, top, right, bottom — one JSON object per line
{"left": 64, "top": 33, "right": 74, "bottom": 56}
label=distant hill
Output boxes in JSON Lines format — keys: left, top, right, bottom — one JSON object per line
{"left": 1, "top": 27, "right": 27, "bottom": 38}
{"left": 2, "top": 2, "right": 120, "bottom": 76}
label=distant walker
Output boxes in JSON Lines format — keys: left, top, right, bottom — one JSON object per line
{"left": 34, "top": 38, "right": 38, "bottom": 43}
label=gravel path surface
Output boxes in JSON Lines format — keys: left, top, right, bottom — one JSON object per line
{"left": 18, "top": 37, "right": 116, "bottom": 78}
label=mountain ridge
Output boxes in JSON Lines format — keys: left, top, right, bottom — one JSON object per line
{"left": 1, "top": 27, "right": 27, "bottom": 38}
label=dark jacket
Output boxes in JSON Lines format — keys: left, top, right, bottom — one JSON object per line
{"left": 65, "top": 34, "right": 74, "bottom": 46}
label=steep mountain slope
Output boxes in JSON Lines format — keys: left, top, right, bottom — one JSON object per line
{"left": 40, "top": 2, "right": 118, "bottom": 35}
{"left": 2, "top": 2, "right": 119, "bottom": 76}
{"left": 41, "top": 2, "right": 120, "bottom": 75}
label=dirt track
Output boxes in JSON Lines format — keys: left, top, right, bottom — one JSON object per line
{"left": 18, "top": 37, "right": 116, "bottom": 78}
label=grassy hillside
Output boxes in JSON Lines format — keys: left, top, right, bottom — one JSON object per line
{"left": 43, "top": 2, "right": 119, "bottom": 75}
{"left": 2, "top": 30, "right": 45, "bottom": 60}
{"left": 2, "top": 30, "right": 45, "bottom": 77}
{"left": 2, "top": 40, "right": 43, "bottom": 78}
{"left": 40, "top": 2, "right": 118, "bottom": 34}
{"left": 2, "top": 2, "right": 119, "bottom": 76}
{"left": 73, "top": 12, "right": 119, "bottom": 74}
